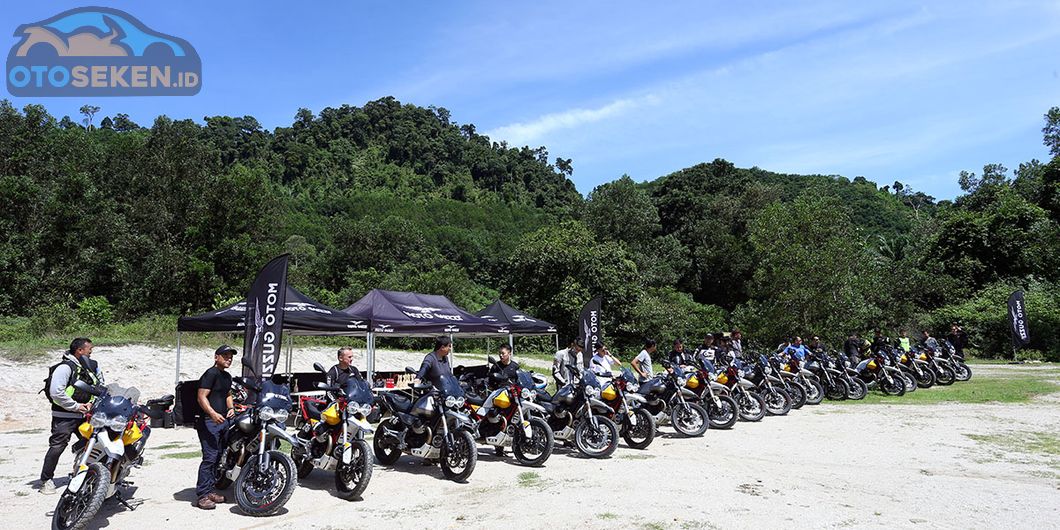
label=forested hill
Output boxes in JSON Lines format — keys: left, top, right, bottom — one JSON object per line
{"left": 1, "top": 97, "right": 1058, "bottom": 358}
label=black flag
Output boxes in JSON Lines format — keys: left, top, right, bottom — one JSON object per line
{"left": 579, "top": 296, "right": 603, "bottom": 368}
{"left": 1007, "top": 290, "right": 1031, "bottom": 349}
{"left": 243, "top": 254, "right": 290, "bottom": 379}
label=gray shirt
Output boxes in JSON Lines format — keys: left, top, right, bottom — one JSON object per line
{"left": 49, "top": 355, "right": 103, "bottom": 418}
{"left": 553, "top": 348, "right": 583, "bottom": 386}
{"left": 633, "top": 349, "right": 653, "bottom": 379}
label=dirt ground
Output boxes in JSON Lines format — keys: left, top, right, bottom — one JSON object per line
{"left": 1, "top": 345, "right": 1058, "bottom": 529}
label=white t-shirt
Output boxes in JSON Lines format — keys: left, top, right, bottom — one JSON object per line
{"left": 590, "top": 353, "right": 615, "bottom": 377}
{"left": 634, "top": 349, "right": 653, "bottom": 378}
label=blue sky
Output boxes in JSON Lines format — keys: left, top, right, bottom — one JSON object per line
{"left": 3, "top": 1, "right": 1059, "bottom": 199}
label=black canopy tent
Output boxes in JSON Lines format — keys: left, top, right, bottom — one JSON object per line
{"left": 341, "top": 289, "right": 508, "bottom": 382}
{"left": 174, "top": 285, "right": 369, "bottom": 384}
{"left": 475, "top": 299, "right": 560, "bottom": 351}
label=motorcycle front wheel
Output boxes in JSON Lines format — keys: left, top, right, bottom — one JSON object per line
{"left": 845, "top": 378, "right": 868, "bottom": 400}
{"left": 670, "top": 402, "right": 709, "bottom": 436}
{"left": 764, "top": 388, "right": 792, "bottom": 415}
{"left": 954, "top": 363, "right": 972, "bottom": 382}
{"left": 802, "top": 379, "right": 825, "bottom": 405}
{"left": 574, "top": 415, "right": 619, "bottom": 458}
{"left": 513, "top": 417, "right": 554, "bottom": 466}
{"left": 335, "top": 439, "right": 373, "bottom": 500}
{"left": 620, "top": 409, "right": 656, "bottom": 449}
{"left": 235, "top": 450, "right": 297, "bottom": 517}
{"left": 934, "top": 365, "right": 956, "bottom": 386}
{"left": 51, "top": 462, "right": 109, "bottom": 530}
{"left": 737, "top": 391, "right": 766, "bottom": 422}
{"left": 915, "top": 367, "right": 936, "bottom": 388}
{"left": 786, "top": 382, "right": 807, "bottom": 409}
{"left": 825, "top": 379, "right": 849, "bottom": 401}
{"left": 708, "top": 395, "right": 739, "bottom": 429}
{"left": 441, "top": 430, "right": 477, "bottom": 482}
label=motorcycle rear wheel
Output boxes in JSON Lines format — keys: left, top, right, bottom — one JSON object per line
{"left": 372, "top": 419, "right": 402, "bottom": 465}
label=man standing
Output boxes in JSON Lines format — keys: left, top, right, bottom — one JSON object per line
{"left": 631, "top": 339, "right": 656, "bottom": 382}
{"left": 946, "top": 324, "right": 969, "bottom": 358}
{"left": 39, "top": 337, "right": 102, "bottom": 494}
{"left": 488, "top": 345, "right": 520, "bottom": 387}
{"left": 668, "top": 339, "right": 691, "bottom": 367}
{"left": 730, "top": 329, "right": 744, "bottom": 360}
{"left": 415, "top": 336, "right": 453, "bottom": 389}
{"left": 589, "top": 343, "right": 621, "bottom": 378}
{"left": 783, "top": 336, "right": 810, "bottom": 361}
{"left": 327, "top": 346, "right": 361, "bottom": 388}
{"left": 922, "top": 330, "right": 940, "bottom": 351}
{"left": 552, "top": 338, "right": 584, "bottom": 387}
{"left": 195, "top": 345, "right": 236, "bottom": 510}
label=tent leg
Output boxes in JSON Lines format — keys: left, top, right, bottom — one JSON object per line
{"left": 508, "top": 333, "right": 514, "bottom": 353}
{"left": 175, "top": 332, "right": 182, "bottom": 385}
{"left": 554, "top": 333, "right": 559, "bottom": 352}
{"left": 286, "top": 335, "right": 293, "bottom": 374}
{"left": 367, "top": 333, "right": 374, "bottom": 387}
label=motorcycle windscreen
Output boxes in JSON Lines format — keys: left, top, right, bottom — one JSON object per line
{"left": 620, "top": 367, "right": 637, "bottom": 383}
{"left": 670, "top": 364, "right": 686, "bottom": 379}
{"left": 259, "top": 379, "right": 292, "bottom": 410}
{"left": 438, "top": 373, "right": 465, "bottom": 399}
{"left": 343, "top": 376, "right": 373, "bottom": 406}
{"left": 516, "top": 370, "right": 535, "bottom": 390}
{"left": 105, "top": 384, "right": 141, "bottom": 405}
{"left": 581, "top": 369, "right": 602, "bottom": 389}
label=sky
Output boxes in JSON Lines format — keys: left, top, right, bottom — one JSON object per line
{"left": 3, "top": 1, "right": 1059, "bottom": 199}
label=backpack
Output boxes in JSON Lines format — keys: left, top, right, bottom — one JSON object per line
{"left": 40, "top": 358, "right": 78, "bottom": 404}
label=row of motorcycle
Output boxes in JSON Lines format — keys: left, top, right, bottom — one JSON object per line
{"left": 51, "top": 342, "right": 973, "bottom": 529}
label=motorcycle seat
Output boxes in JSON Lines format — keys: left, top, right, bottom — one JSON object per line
{"left": 534, "top": 390, "right": 554, "bottom": 403}
{"left": 304, "top": 400, "right": 323, "bottom": 421}
{"left": 466, "top": 395, "right": 485, "bottom": 407}
{"left": 382, "top": 392, "right": 413, "bottom": 413}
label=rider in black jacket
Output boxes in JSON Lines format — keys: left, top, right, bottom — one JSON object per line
{"left": 487, "top": 345, "right": 520, "bottom": 388}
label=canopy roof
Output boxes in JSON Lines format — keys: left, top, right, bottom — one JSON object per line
{"left": 475, "top": 299, "right": 557, "bottom": 335}
{"left": 342, "top": 289, "right": 507, "bottom": 336}
{"left": 177, "top": 285, "right": 368, "bottom": 336}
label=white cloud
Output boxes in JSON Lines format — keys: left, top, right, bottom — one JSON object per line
{"left": 484, "top": 95, "right": 659, "bottom": 147}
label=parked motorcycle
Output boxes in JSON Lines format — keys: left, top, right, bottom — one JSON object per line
{"left": 766, "top": 355, "right": 808, "bottom": 408}
{"left": 686, "top": 360, "right": 739, "bottom": 429}
{"left": 833, "top": 352, "right": 868, "bottom": 400}
{"left": 715, "top": 364, "right": 767, "bottom": 422}
{"left": 743, "top": 354, "right": 794, "bottom": 415}
{"left": 466, "top": 360, "right": 554, "bottom": 466}
{"left": 52, "top": 381, "right": 172, "bottom": 530}
{"left": 856, "top": 352, "right": 906, "bottom": 396}
{"left": 532, "top": 367, "right": 620, "bottom": 458}
{"left": 806, "top": 350, "right": 850, "bottom": 400}
{"left": 780, "top": 356, "right": 824, "bottom": 405}
{"left": 938, "top": 341, "right": 972, "bottom": 382}
{"left": 215, "top": 357, "right": 302, "bottom": 516}
{"left": 291, "top": 362, "right": 374, "bottom": 500}
{"left": 373, "top": 368, "right": 478, "bottom": 481}
{"left": 894, "top": 347, "right": 936, "bottom": 388}
{"left": 636, "top": 362, "right": 710, "bottom": 435}
{"left": 600, "top": 368, "right": 656, "bottom": 449}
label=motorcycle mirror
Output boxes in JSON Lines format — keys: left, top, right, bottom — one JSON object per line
{"left": 487, "top": 355, "right": 498, "bottom": 365}
{"left": 404, "top": 366, "right": 416, "bottom": 374}
{"left": 313, "top": 362, "right": 326, "bottom": 374}
{"left": 72, "top": 379, "right": 103, "bottom": 397}
{"left": 315, "top": 382, "right": 327, "bottom": 390}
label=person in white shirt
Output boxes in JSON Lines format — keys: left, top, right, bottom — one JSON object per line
{"left": 589, "top": 342, "right": 621, "bottom": 378}
{"left": 631, "top": 339, "right": 656, "bottom": 382}
{"left": 552, "top": 338, "right": 585, "bottom": 387}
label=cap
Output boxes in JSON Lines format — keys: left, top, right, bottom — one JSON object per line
{"left": 215, "top": 344, "right": 238, "bottom": 356}
{"left": 594, "top": 342, "right": 606, "bottom": 350}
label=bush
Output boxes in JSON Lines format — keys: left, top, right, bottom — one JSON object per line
{"left": 924, "top": 279, "right": 1060, "bottom": 361}
{"left": 28, "top": 301, "right": 75, "bottom": 337}
{"left": 77, "top": 296, "right": 114, "bottom": 326}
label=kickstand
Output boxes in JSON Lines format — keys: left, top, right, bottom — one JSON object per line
{"left": 114, "top": 491, "right": 136, "bottom": 511}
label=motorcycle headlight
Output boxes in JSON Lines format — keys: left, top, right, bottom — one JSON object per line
{"left": 764, "top": 366, "right": 772, "bottom": 374}
{"left": 627, "top": 382, "right": 640, "bottom": 392}
{"left": 444, "top": 396, "right": 465, "bottom": 408}
{"left": 106, "top": 415, "right": 129, "bottom": 430}
{"left": 677, "top": 376, "right": 689, "bottom": 386}
{"left": 585, "top": 386, "right": 600, "bottom": 399}
{"left": 521, "top": 388, "right": 531, "bottom": 400}
{"left": 347, "top": 402, "right": 372, "bottom": 416}
{"left": 529, "top": 390, "right": 537, "bottom": 401}
{"left": 259, "top": 406, "right": 289, "bottom": 423}
{"left": 90, "top": 412, "right": 107, "bottom": 429}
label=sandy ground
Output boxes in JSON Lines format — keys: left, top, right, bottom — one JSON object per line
{"left": 1, "top": 346, "right": 1058, "bottom": 529}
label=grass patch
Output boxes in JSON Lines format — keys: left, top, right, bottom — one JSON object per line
{"left": 517, "top": 471, "right": 542, "bottom": 487}
{"left": 838, "top": 366, "right": 1059, "bottom": 405}
{"left": 641, "top": 523, "right": 668, "bottom": 530}
{"left": 619, "top": 453, "right": 656, "bottom": 460}
{"left": 2, "top": 428, "right": 45, "bottom": 435}
{"left": 597, "top": 512, "right": 619, "bottom": 520}
{"left": 965, "top": 431, "right": 1060, "bottom": 457}
{"left": 153, "top": 442, "right": 190, "bottom": 450}
{"left": 161, "top": 450, "right": 202, "bottom": 460}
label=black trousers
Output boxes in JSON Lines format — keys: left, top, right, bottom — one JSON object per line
{"left": 41, "top": 416, "right": 82, "bottom": 482}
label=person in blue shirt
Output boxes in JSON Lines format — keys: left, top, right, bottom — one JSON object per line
{"left": 783, "top": 336, "right": 810, "bottom": 361}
